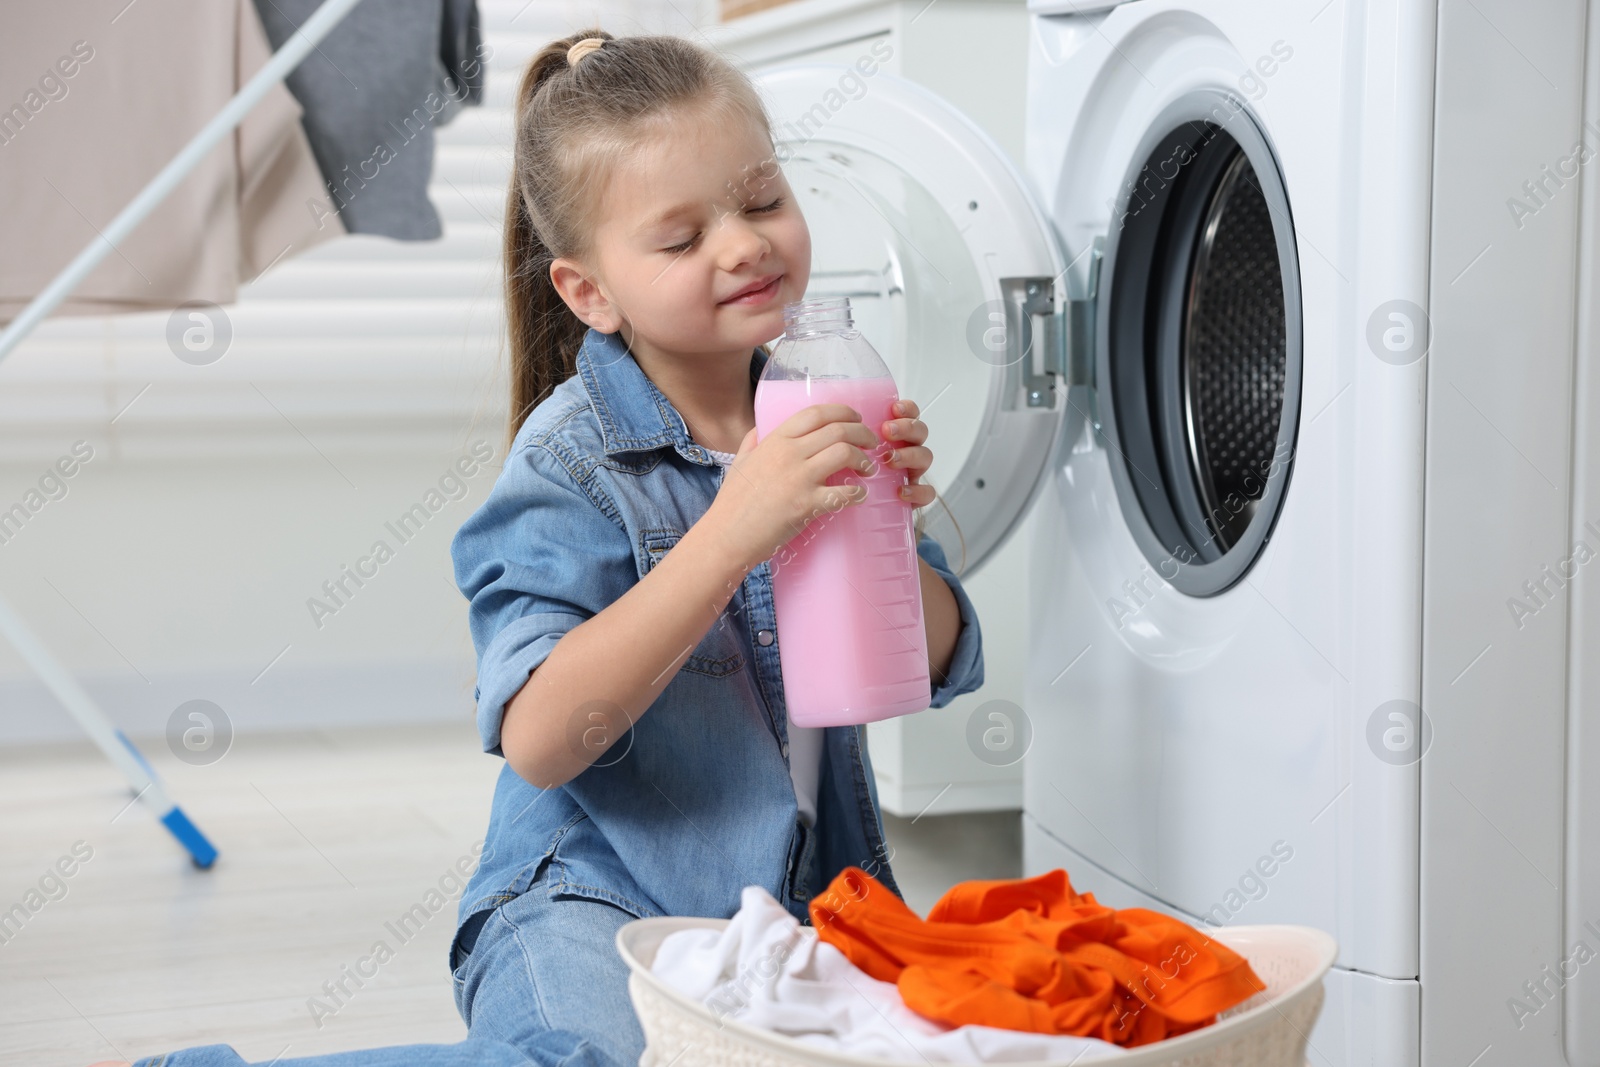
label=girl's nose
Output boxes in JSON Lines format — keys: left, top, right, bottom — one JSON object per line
{"left": 714, "top": 209, "right": 772, "bottom": 270}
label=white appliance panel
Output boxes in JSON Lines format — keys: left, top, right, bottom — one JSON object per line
{"left": 1021, "top": 4, "right": 1424, "bottom": 982}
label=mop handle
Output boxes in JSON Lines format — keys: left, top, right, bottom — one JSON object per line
{"left": 0, "top": 0, "right": 370, "bottom": 866}
{"left": 0, "top": 592, "right": 216, "bottom": 864}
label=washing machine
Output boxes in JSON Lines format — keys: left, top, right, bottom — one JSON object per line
{"left": 753, "top": 0, "right": 1596, "bottom": 1064}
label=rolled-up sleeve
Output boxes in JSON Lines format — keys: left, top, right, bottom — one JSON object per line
{"left": 450, "top": 442, "right": 637, "bottom": 757}
{"left": 916, "top": 532, "right": 984, "bottom": 708}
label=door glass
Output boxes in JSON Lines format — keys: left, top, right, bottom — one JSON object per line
{"left": 1183, "top": 149, "right": 1289, "bottom": 553}
{"left": 777, "top": 143, "right": 990, "bottom": 518}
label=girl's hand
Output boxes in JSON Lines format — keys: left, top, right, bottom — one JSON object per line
{"left": 706, "top": 404, "right": 880, "bottom": 573}
{"left": 881, "top": 398, "right": 935, "bottom": 509}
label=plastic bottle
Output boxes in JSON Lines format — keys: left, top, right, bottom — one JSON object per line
{"left": 754, "top": 296, "right": 931, "bottom": 727}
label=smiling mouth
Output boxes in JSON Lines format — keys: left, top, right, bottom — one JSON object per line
{"left": 722, "top": 274, "right": 782, "bottom": 304}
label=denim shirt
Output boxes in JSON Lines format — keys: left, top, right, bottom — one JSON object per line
{"left": 446, "top": 326, "right": 985, "bottom": 971}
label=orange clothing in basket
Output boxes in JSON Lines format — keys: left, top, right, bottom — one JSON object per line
{"left": 808, "top": 866, "right": 1266, "bottom": 1048}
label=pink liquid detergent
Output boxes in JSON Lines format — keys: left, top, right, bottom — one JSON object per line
{"left": 754, "top": 375, "right": 931, "bottom": 727}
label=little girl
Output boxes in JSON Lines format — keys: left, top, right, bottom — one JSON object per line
{"left": 110, "top": 27, "right": 983, "bottom": 1067}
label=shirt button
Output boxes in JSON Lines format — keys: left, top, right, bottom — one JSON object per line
{"left": 757, "top": 629, "right": 774, "bottom": 646}
{"left": 781, "top": 741, "right": 790, "bottom": 759}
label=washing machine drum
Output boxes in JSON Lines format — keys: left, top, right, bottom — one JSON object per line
{"left": 1097, "top": 90, "right": 1304, "bottom": 598}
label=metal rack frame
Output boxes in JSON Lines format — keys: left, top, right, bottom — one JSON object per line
{"left": 0, "top": 0, "right": 368, "bottom": 867}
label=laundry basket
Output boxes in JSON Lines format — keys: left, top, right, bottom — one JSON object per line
{"left": 616, "top": 917, "right": 1336, "bottom": 1067}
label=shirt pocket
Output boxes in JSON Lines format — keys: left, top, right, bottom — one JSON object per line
{"left": 640, "top": 527, "right": 746, "bottom": 678}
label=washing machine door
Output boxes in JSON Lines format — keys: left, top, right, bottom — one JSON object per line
{"left": 753, "top": 65, "right": 1077, "bottom": 577}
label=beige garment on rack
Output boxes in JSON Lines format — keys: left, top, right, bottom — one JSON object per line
{"left": 0, "top": 0, "right": 345, "bottom": 322}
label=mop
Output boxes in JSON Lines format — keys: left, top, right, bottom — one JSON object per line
{"left": 0, "top": 0, "right": 368, "bottom": 868}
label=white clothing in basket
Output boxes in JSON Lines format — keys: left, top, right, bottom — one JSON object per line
{"left": 650, "top": 883, "right": 1124, "bottom": 1063}
{"left": 704, "top": 445, "right": 825, "bottom": 829}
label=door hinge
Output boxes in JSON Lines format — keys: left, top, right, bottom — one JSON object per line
{"left": 1001, "top": 240, "right": 1101, "bottom": 410}
{"left": 1000, "top": 277, "right": 1059, "bottom": 409}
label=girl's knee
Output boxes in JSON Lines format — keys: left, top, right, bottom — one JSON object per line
{"left": 458, "top": 892, "right": 645, "bottom": 1067}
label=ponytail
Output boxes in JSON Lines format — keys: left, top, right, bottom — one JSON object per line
{"left": 501, "top": 30, "right": 613, "bottom": 452}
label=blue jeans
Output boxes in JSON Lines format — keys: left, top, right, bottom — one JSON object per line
{"left": 131, "top": 864, "right": 647, "bottom": 1067}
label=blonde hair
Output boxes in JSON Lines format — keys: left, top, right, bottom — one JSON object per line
{"left": 501, "top": 29, "right": 959, "bottom": 563}
{"left": 502, "top": 28, "right": 772, "bottom": 449}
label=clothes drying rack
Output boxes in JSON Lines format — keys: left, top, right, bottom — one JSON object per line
{"left": 0, "top": 0, "right": 368, "bottom": 868}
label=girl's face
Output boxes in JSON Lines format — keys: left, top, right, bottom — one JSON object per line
{"left": 551, "top": 108, "right": 811, "bottom": 360}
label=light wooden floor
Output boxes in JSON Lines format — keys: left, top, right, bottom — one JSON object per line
{"left": 0, "top": 721, "right": 1021, "bottom": 1066}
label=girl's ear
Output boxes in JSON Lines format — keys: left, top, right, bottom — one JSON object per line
{"left": 550, "top": 256, "right": 621, "bottom": 332}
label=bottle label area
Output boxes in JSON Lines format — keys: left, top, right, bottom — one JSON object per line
{"left": 756, "top": 376, "right": 931, "bottom": 727}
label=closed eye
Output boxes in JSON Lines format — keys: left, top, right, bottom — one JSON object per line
{"left": 661, "top": 197, "right": 787, "bottom": 255}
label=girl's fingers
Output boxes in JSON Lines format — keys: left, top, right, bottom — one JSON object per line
{"left": 881, "top": 400, "right": 925, "bottom": 443}
{"left": 880, "top": 417, "right": 927, "bottom": 445}
{"left": 885, "top": 444, "right": 932, "bottom": 471}
{"left": 886, "top": 400, "right": 931, "bottom": 507}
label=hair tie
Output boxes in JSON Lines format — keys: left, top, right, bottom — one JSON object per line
{"left": 566, "top": 38, "right": 605, "bottom": 68}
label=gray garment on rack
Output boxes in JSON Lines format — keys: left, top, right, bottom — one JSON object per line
{"left": 252, "top": 0, "right": 484, "bottom": 241}
{"left": 441, "top": 0, "right": 486, "bottom": 105}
